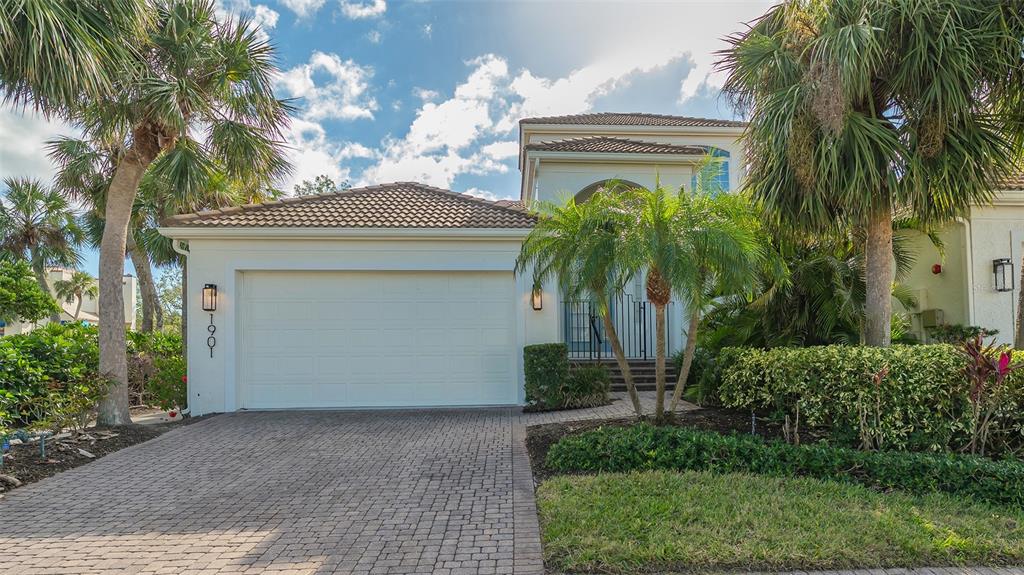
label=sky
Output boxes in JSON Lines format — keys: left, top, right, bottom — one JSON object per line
{"left": 0, "top": 0, "right": 774, "bottom": 275}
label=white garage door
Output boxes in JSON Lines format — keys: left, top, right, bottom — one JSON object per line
{"left": 238, "top": 271, "right": 518, "bottom": 409}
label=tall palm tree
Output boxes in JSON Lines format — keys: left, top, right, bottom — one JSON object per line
{"left": 54, "top": 270, "right": 99, "bottom": 321}
{"left": 719, "top": 0, "right": 1024, "bottom": 347}
{"left": 0, "top": 177, "right": 84, "bottom": 322}
{"left": 11, "top": 1, "right": 291, "bottom": 424}
{"left": 516, "top": 190, "right": 644, "bottom": 418}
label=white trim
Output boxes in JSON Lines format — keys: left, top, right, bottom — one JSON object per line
{"left": 159, "top": 226, "right": 532, "bottom": 240}
{"left": 990, "top": 189, "right": 1024, "bottom": 206}
{"left": 523, "top": 150, "right": 707, "bottom": 166}
{"left": 521, "top": 123, "right": 745, "bottom": 138}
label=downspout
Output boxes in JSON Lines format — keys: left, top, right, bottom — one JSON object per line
{"left": 171, "top": 239, "right": 192, "bottom": 416}
{"left": 960, "top": 217, "right": 976, "bottom": 326}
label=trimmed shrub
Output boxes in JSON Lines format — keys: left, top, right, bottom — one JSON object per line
{"left": 562, "top": 364, "right": 611, "bottom": 409}
{"left": 716, "top": 344, "right": 1024, "bottom": 455}
{"left": 545, "top": 424, "right": 1024, "bottom": 507}
{"left": 127, "top": 331, "right": 183, "bottom": 407}
{"left": 524, "top": 343, "right": 571, "bottom": 409}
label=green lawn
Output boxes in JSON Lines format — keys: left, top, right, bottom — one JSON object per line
{"left": 537, "top": 470, "right": 1024, "bottom": 573}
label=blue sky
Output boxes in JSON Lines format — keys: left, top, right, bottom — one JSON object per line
{"left": 0, "top": 0, "right": 773, "bottom": 275}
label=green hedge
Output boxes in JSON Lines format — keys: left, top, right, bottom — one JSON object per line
{"left": 715, "top": 345, "right": 1024, "bottom": 455}
{"left": 524, "top": 343, "right": 610, "bottom": 410}
{"left": 545, "top": 424, "right": 1024, "bottom": 507}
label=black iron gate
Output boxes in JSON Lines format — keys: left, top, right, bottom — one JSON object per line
{"left": 562, "top": 295, "right": 673, "bottom": 360}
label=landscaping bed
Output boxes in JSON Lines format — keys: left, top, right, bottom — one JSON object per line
{"left": 538, "top": 470, "right": 1024, "bottom": 573}
{"left": 1, "top": 418, "right": 191, "bottom": 494}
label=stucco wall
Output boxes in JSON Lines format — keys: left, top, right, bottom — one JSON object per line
{"left": 180, "top": 235, "right": 557, "bottom": 415}
{"left": 966, "top": 203, "right": 1024, "bottom": 345}
{"left": 899, "top": 224, "right": 969, "bottom": 341}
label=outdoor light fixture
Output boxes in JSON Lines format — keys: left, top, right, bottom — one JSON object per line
{"left": 993, "top": 258, "right": 1014, "bottom": 292}
{"left": 201, "top": 283, "right": 218, "bottom": 312}
{"left": 531, "top": 287, "right": 543, "bottom": 311}
{"left": 202, "top": 284, "right": 218, "bottom": 357}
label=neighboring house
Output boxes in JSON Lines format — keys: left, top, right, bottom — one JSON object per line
{"left": 0, "top": 268, "right": 137, "bottom": 336}
{"left": 159, "top": 112, "right": 1024, "bottom": 415}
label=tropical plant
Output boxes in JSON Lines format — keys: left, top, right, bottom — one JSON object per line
{"left": 516, "top": 190, "right": 644, "bottom": 417}
{"left": 615, "top": 173, "right": 766, "bottom": 421}
{"left": 54, "top": 270, "right": 99, "bottom": 321}
{"left": 701, "top": 217, "right": 937, "bottom": 349}
{"left": 8, "top": 0, "right": 291, "bottom": 424}
{"left": 0, "top": 259, "right": 60, "bottom": 324}
{"left": 0, "top": 177, "right": 83, "bottom": 322}
{"left": 294, "top": 174, "right": 349, "bottom": 196}
{"left": 719, "top": 0, "right": 1024, "bottom": 347}
{"left": 958, "top": 335, "right": 1021, "bottom": 456}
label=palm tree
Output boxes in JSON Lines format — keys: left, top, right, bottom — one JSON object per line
{"left": 719, "top": 0, "right": 1024, "bottom": 347}
{"left": 9, "top": 1, "right": 291, "bottom": 424}
{"left": 54, "top": 270, "right": 99, "bottom": 321}
{"left": 516, "top": 190, "right": 644, "bottom": 418}
{"left": 0, "top": 177, "right": 84, "bottom": 322}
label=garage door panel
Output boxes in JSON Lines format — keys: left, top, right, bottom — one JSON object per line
{"left": 239, "top": 270, "right": 517, "bottom": 409}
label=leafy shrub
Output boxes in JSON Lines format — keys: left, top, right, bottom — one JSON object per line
{"left": 673, "top": 347, "right": 718, "bottom": 405}
{"left": 716, "top": 344, "right": 1024, "bottom": 455}
{"left": 524, "top": 343, "right": 571, "bottom": 409}
{"left": 127, "top": 331, "right": 183, "bottom": 407}
{"left": 927, "top": 323, "right": 998, "bottom": 344}
{"left": 562, "top": 364, "right": 611, "bottom": 409}
{"left": 0, "top": 259, "right": 60, "bottom": 323}
{"left": 147, "top": 355, "right": 187, "bottom": 411}
{"left": 545, "top": 424, "right": 1024, "bottom": 507}
{"left": 0, "top": 323, "right": 102, "bottom": 433}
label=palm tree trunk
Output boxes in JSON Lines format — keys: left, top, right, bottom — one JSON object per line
{"left": 600, "top": 308, "right": 643, "bottom": 418}
{"left": 653, "top": 303, "right": 667, "bottom": 422}
{"left": 128, "top": 233, "right": 158, "bottom": 333}
{"left": 863, "top": 204, "right": 894, "bottom": 347}
{"left": 669, "top": 308, "right": 701, "bottom": 411}
{"left": 74, "top": 296, "right": 83, "bottom": 321}
{"left": 96, "top": 144, "right": 156, "bottom": 426}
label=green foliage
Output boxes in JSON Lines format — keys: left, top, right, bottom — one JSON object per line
{"left": 0, "top": 323, "right": 103, "bottom": 434}
{"left": 524, "top": 344, "right": 570, "bottom": 410}
{"left": 147, "top": 355, "right": 186, "bottom": 411}
{"left": 538, "top": 470, "right": 1024, "bottom": 573}
{"left": 928, "top": 324, "right": 999, "bottom": 344}
{"left": 293, "top": 174, "right": 350, "bottom": 196}
{"left": 0, "top": 259, "right": 60, "bottom": 323}
{"left": 563, "top": 365, "right": 611, "bottom": 409}
{"left": 545, "top": 424, "right": 1024, "bottom": 507}
{"left": 715, "top": 345, "right": 1024, "bottom": 455}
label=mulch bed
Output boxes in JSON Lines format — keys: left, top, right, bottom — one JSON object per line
{"left": 0, "top": 419, "right": 199, "bottom": 495}
{"left": 526, "top": 406, "right": 789, "bottom": 482}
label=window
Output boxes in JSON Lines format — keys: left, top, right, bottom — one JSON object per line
{"left": 690, "top": 147, "right": 730, "bottom": 194}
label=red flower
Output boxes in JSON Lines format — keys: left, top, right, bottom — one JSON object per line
{"left": 998, "top": 352, "right": 1012, "bottom": 376}
{"left": 181, "top": 375, "right": 187, "bottom": 383}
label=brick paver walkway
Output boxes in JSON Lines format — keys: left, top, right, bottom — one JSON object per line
{"left": 2, "top": 408, "right": 544, "bottom": 575}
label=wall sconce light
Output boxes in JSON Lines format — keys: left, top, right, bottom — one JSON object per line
{"left": 202, "top": 283, "right": 218, "bottom": 357}
{"left": 202, "top": 283, "right": 218, "bottom": 312}
{"left": 931, "top": 263, "right": 942, "bottom": 275}
{"left": 993, "top": 258, "right": 1014, "bottom": 292}
{"left": 531, "top": 287, "right": 543, "bottom": 311}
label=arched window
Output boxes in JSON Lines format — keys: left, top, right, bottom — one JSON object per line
{"left": 574, "top": 179, "right": 644, "bottom": 203}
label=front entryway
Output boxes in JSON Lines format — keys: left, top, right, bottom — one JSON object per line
{"left": 237, "top": 270, "right": 518, "bottom": 409}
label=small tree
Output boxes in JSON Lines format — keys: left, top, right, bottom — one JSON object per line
{"left": 54, "top": 271, "right": 99, "bottom": 321}
{"left": 0, "top": 259, "right": 60, "bottom": 324}
{"left": 294, "top": 174, "right": 349, "bottom": 196}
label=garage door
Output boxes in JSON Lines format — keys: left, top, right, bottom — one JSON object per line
{"left": 238, "top": 271, "right": 518, "bottom": 409}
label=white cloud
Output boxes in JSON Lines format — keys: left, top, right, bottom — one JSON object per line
{"left": 215, "top": 0, "right": 279, "bottom": 40}
{"left": 0, "top": 109, "right": 79, "bottom": 183}
{"left": 282, "top": 118, "right": 353, "bottom": 191}
{"left": 480, "top": 140, "right": 518, "bottom": 160}
{"left": 279, "top": 0, "right": 326, "bottom": 18}
{"left": 339, "top": 0, "right": 386, "bottom": 19}
{"left": 412, "top": 87, "right": 439, "bottom": 102}
{"left": 366, "top": 29, "right": 382, "bottom": 43}
{"left": 465, "top": 187, "right": 516, "bottom": 202}
{"left": 422, "top": 23, "right": 432, "bottom": 38}
{"left": 278, "top": 51, "right": 378, "bottom": 121}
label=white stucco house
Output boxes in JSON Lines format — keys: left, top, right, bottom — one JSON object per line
{"left": 0, "top": 268, "right": 137, "bottom": 336}
{"left": 159, "top": 112, "right": 1024, "bottom": 415}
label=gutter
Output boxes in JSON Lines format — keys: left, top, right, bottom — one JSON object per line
{"left": 157, "top": 227, "right": 534, "bottom": 241}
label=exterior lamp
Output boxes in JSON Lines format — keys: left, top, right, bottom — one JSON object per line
{"left": 531, "top": 287, "right": 543, "bottom": 311}
{"left": 202, "top": 284, "right": 218, "bottom": 312}
{"left": 993, "top": 259, "right": 1014, "bottom": 292}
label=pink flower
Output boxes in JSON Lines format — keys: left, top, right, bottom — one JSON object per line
{"left": 998, "top": 352, "right": 1012, "bottom": 375}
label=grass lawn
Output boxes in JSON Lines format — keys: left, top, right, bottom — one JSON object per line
{"left": 537, "top": 470, "right": 1024, "bottom": 573}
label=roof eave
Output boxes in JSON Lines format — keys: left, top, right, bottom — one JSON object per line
{"left": 157, "top": 226, "right": 535, "bottom": 241}
{"left": 521, "top": 149, "right": 709, "bottom": 165}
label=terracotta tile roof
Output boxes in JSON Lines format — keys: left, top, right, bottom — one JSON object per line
{"left": 519, "top": 112, "right": 747, "bottom": 128}
{"left": 162, "top": 182, "right": 536, "bottom": 229}
{"left": 1001, "top": 171, "right": 1024, "bottom": 191}
{"left": 524, "top": 136, "right": 708, "bottom": 155}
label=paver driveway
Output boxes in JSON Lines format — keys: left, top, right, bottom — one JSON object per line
{"left": 2, "top": 409, "right": 543, "bottom": 575}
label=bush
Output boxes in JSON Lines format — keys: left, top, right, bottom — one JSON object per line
{"left": 0, "top": 323, "right": 103, "bottom": 434}
{"left": 127, "top": 331, "right": 183, "bottom": 407}
{"left": 715, "top": 344, "right": 1024, "bottom": 455}
{"left": 545, "top": 424, "right": 1024, "bottom": 507}
{"left": 562, "top": 364, "right": 611, "bottom": 409}
{"left": 524, "top": 343, "right": 571, "bottom": 409}
{"left": 673, "top": 347, "right": 718, "bottom": 405}
{"left": 147, "top": 355, "right": 187, "bottom": 411}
